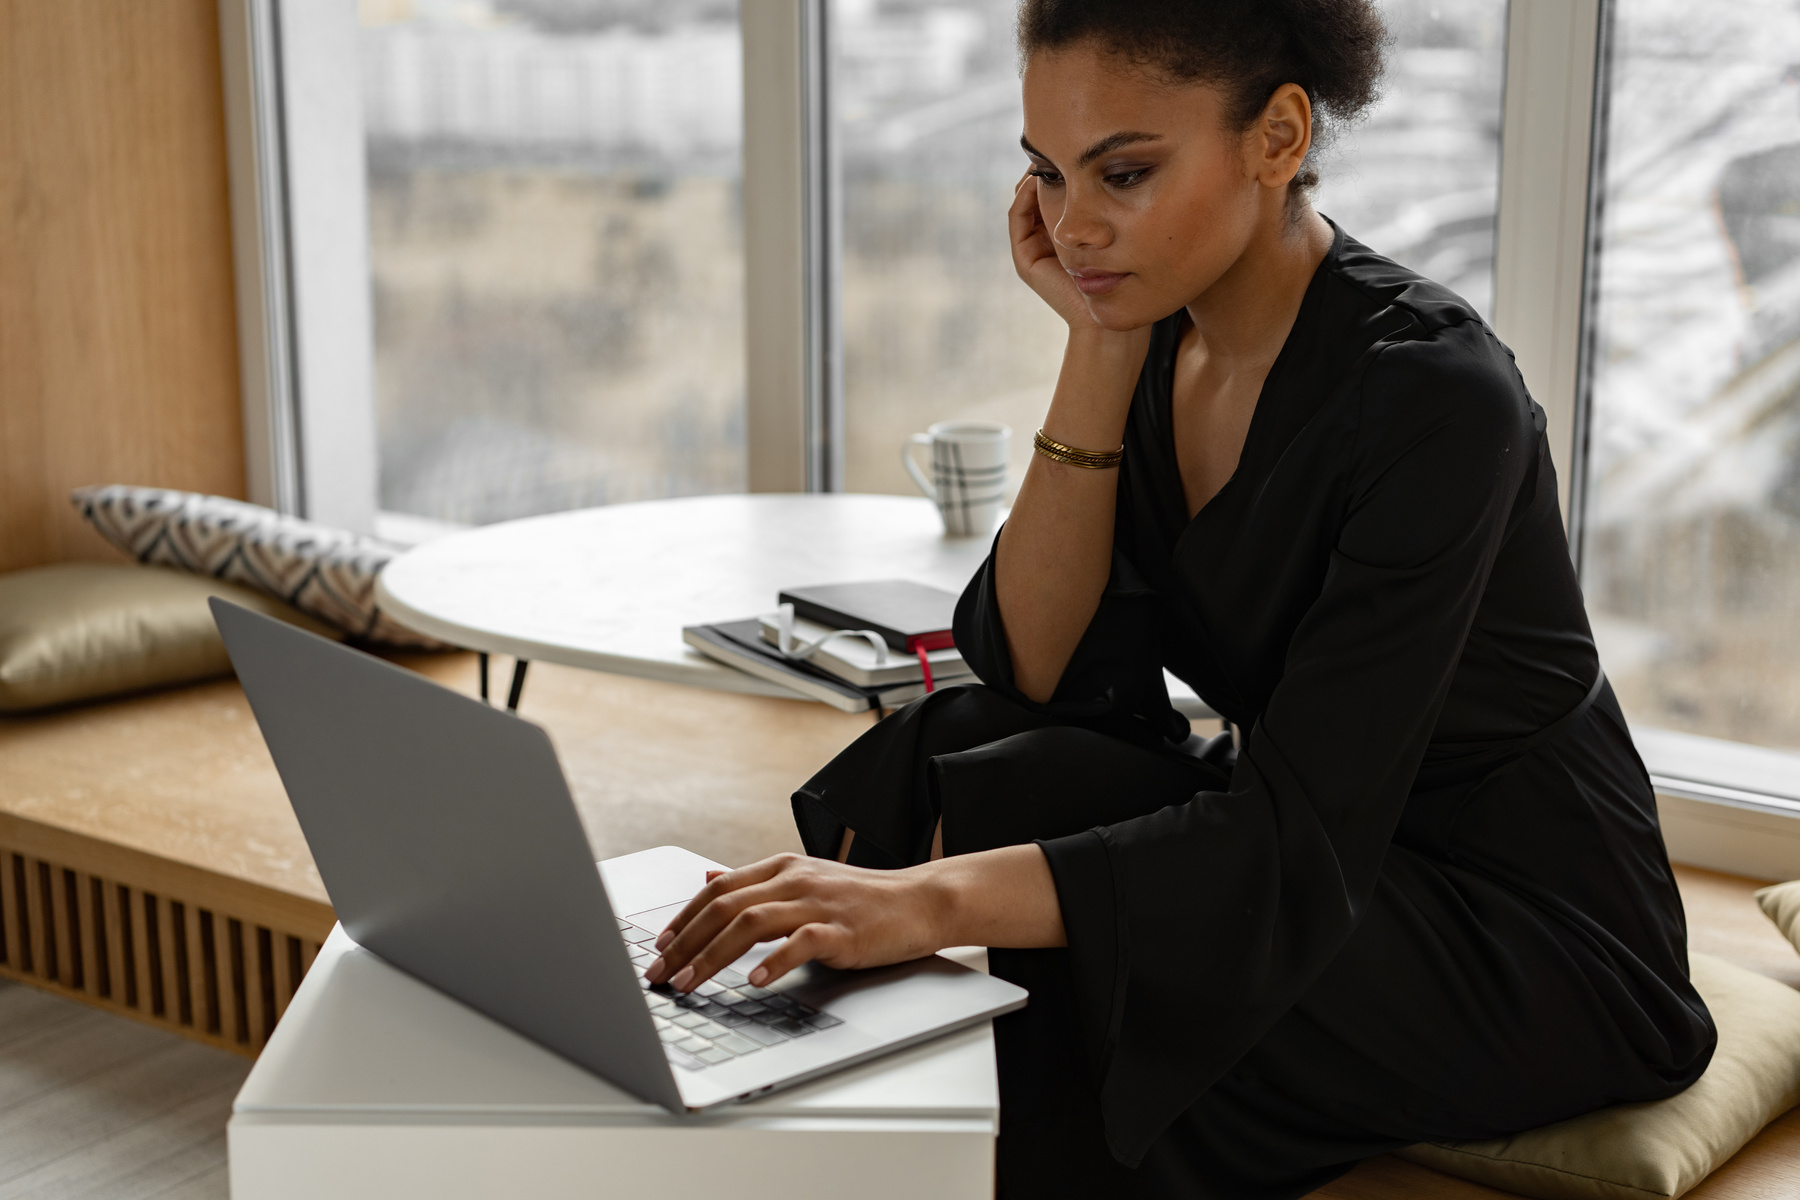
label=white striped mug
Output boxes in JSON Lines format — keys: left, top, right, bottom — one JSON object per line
{"left": 902, "top": 421, "right": 1010, "bottom": 537}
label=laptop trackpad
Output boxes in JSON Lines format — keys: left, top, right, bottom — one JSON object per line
{"left": 599, "top": 845, "right": 723, "bottom": 915}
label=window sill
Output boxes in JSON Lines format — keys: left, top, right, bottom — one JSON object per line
{"left": 374, "top": 510, "right": 469, "bottom": 549}
{"left": 1636, "top": 727, "right": 1800, "bottom": 818}
{"left": 1636, "top": 727, "right": 1800, "bottom": 880}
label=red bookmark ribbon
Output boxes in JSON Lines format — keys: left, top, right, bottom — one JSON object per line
{"left": 906, "top": 630, "right": 956, "bottom": 693}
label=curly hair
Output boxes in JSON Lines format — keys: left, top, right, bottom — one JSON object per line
{"left": 1016, "top": 0, "right": 1389, "bottom": 194}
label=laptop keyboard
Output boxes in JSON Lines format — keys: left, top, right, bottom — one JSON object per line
{"left": 618, "top": 917, "right": 843, "bottom": 1071}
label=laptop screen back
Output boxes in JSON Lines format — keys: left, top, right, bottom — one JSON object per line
{"left": 210, "top": 599, "right": 680, "bottom": 1110}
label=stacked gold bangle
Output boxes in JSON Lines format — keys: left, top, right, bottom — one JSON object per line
{"left": 1034, "top": 429, "right": 1124, "bottom": 470}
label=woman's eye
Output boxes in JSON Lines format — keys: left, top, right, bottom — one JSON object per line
{"left": 1028, "top": 168, "right": 1064, "bottom": 186}
{"left": 1106, "top": 169, "right": 1149, "bottom": 189}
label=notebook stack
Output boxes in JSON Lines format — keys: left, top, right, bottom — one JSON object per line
{"left": 682, "top": 580, "right": 973, "bottom": 713}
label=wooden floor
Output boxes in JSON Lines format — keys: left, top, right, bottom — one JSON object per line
{"left": 0, "top": 977, "right": 246, "bottom": 1199}
{"left": 4, "top": 658, "right": 1800, "bottom": 1198}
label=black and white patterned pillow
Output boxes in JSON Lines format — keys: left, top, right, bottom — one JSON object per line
{"left": 72, "top": 485, "right": 444, "bottom": 649}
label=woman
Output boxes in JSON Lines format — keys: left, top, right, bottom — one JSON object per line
{"left": 646, "top": 1, "right": 1716, "bottom": 1195}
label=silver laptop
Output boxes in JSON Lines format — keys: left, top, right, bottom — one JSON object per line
{"left": 211, "top": 599, "right": 1026, "bottom": 1112}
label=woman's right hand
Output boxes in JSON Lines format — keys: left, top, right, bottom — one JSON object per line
{"left": 1009, "top": 171, "right": 1098, "bottom": 330}
{"left": 997, "top": 176, "right": 1148, "bottom": 705}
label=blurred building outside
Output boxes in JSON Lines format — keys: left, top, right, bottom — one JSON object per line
{"left": 360, "top": 0, "right": 746, "bottom": 527}
{"left": 359, "top": 0, "right": 1506, "bottom": 526}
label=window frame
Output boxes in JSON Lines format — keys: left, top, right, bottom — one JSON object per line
{"left": 741, "top": 0, "right": 843, "bottom": 493}
{"left": 227, "top": 0, "right": 1800, "bottom": 874}
{"left": 1495, "top": 0, "right": 1800, "bottom": 867}
{"left": 219, "top": 0, "right": 378, "bottom": 534}
{"left": 1540, "top": 0, "right": 1800, "bottom": 859}
{"left": 1491, "top": 0, "right": 1608, "bottom": 556}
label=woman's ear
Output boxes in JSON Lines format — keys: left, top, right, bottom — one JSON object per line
{"left": 1250, "top": 82, "right": 1314, "bottom": 190}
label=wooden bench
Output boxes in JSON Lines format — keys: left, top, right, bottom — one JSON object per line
{"left": 0, "top": 680, "right": 336, "bottom": 1056}
{"left": 0, "top": 653, "right": 872, "bottom": 1056}
{"left": 2, "top": 653, "right": 1797, "bottom": 1196}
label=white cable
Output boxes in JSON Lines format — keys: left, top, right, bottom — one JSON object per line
{"left": 772, "top": 603, "right": 890, "bottom": 665}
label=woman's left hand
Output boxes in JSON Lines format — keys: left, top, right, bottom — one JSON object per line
{"left": 644, "top": 853, "right": 946, "bottom": 991}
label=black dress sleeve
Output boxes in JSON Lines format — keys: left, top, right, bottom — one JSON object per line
{"left": 1029, "top": 326, "right": 1542, "bottom": 1165}
{"left": 954, "top": 537, "right": 1191, "bottom": 748}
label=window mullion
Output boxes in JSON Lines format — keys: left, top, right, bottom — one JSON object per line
{"left": 218, "top": 0, "right": 303, "bottom": 517}
{"left": 800, "top": 0, "right": 844, "bottom": 493}
{"left": 1490, "top": 0, "right": 1607, "bottom": 555}
{"left": 743, "top": 0, "right": 840, "bottom": 494}
{"left": 218, "top": 0, "right": 378, "bottom": 533}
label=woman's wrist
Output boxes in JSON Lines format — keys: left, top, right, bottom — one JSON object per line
{"left": 1061, "top": 324, "right": 1152, "bottom": 400}
{"left": 906, "top": 844, "right": 1066, "bottom": 951}
{"left": 1039, "top": 326, "right": 1147, "bottom": 452}
{"left": 1064, "top": 320, "right": 1149, "bottom": 358}
{"left": 905, "top": 858, "right": 963, "bottom": 951}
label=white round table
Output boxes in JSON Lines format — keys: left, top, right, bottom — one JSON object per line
{"left": 376, "top": 494, "right": 998, "bottom": 705}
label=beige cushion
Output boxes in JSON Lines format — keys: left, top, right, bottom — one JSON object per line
{"left": 0, "top": 563, "right": 341, "bottom": 713}
{"left": 1399, "top": 952, "right": 1800, "bottom": 1199}
{"left": 1756, "top": 880, "right": 1800, "bottom": 951}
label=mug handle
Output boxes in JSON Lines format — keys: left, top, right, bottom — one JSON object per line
{"left": 902, "top": 433, "right": 937, "bottom": 502}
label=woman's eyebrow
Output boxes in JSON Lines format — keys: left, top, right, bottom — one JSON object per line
{"left": 1018, "top": 131, "right": 1164, "bottom": 168}
{"left": 1077, "top": 131, "right": 1162, "bottom": 166}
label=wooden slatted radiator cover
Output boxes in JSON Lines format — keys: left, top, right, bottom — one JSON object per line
{"left": 0, "top": 676, "right": 341, "bottom": 1058}
{"left": 0, "top": 811, "right": 333, "bottom": 1055}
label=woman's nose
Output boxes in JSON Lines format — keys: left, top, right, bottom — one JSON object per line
{"left": 1053, "top": 187, "right": 1112, "bottom": 251}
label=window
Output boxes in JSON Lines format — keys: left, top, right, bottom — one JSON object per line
{"left": 1581, "top": 0, "right": 1800, "bottom": 765}
{"left": 833, "top": 0, "right": 1055, "bottom": 498}
{"left": 1313, "top": 0, "right": 1508, "bottom": 320}
{"left": 239, "top": 1, "right": 1800, "bottom": 836}
{"left": 358, "top": 0, "right": 745, "bottom": 527}
{"left": 833, "top": 0, "right": 1508, "bottom": 501}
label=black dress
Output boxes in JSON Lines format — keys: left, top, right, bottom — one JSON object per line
{"left": 791, "top": 225, "right": 1716, "bottom": 1199}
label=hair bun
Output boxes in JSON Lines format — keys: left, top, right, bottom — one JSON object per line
{"left": 1017, "top": 0, "right": 1390, "bottom": 194}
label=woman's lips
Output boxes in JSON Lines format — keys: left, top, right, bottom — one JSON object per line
{"left": 1070, "top": 269, "right": 1128, "bottom": 296}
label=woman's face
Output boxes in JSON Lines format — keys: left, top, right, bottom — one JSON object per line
{"left": 1020, "top": 44, "right": 1295, "bottom": 331}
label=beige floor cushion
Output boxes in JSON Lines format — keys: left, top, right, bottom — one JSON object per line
{"left": 1756, "top": 879, "right": 1800, "bottom": 951}
{"left": 1398, "top": 952, "right": 1800, "bottom": 1199}
{"left": 0, "top": 562, "right": 340, "bottom": 713}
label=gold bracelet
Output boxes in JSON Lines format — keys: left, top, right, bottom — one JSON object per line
{"left": 1034, "top": 429, "right": 1124, "bottom": 469}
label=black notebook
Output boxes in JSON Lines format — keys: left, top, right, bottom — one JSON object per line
{"left": 776, "top": 580, "right": 959, "bottom": 653}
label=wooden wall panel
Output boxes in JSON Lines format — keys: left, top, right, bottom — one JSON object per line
{"left": 0, "top": 0, "right": 246, "bottom": 573}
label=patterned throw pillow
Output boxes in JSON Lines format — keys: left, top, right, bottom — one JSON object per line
{"left": 72, "top": 485, "right": 445, "bottom": 649}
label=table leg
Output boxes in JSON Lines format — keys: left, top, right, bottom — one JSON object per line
{"left": 478, "top": 653, "right": 490, "bottom": 704}
{"left": 506, "top": 660, "right": 530, "bottom": 712}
